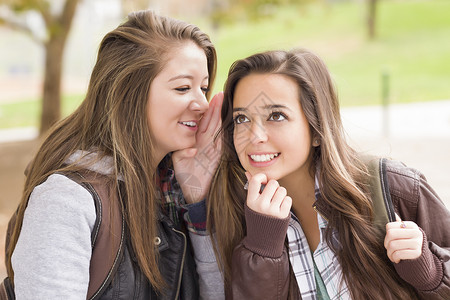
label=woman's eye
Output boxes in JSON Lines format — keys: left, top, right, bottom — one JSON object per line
{"left": 234, "top": 114, "right": 249, "bottom": 124}
{"left": 175, "top": 87, "right": 190, "bottom": 92}
{"left": 201, "top": 87, "right": 210, "bottom": 94}
{"left": 268, "top": 112, "right": 286, "bottom": 122}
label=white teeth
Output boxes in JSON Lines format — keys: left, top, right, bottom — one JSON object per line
{"left": 181, "top": 121, "right": 196, "bottom": 127}
{"left": 250, "top": 153, "right": 279, "bottom": 162}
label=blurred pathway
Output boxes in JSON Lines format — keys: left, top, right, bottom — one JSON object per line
{"left": 341, "top": 100, "right": 450, "bottom": 208}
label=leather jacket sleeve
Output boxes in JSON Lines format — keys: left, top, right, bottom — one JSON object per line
{"left": 230, "top": 205, "right": 291, "bottom": 300}
{"left": 387, "top": 160, "right": 450, "bottom": 299}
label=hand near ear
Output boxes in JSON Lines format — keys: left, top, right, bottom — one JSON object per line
{"left": 384, "top": 214, "right": 423, "bottom": 263}
{"left": 172, "top": 92, "right": 224, "bottom": 204}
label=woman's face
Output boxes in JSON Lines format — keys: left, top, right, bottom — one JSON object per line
{"left": 147, "top": 42, "right": 209, "bottom": 161}
{"left": 232, "top": 73, "right": 314, "bottom": 181}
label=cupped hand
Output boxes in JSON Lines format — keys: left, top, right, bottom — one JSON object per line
{"left": 172, "top": 92, "right": 224, "bottom": 204}
{"left": 245, "top": 172, "right": 292, "bottom": 219}
{"left": 384, "top": 214, "right": 423, "bottom": 263}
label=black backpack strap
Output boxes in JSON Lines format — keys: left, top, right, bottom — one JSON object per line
{"left": 360, "top": 155, "right": 396, "bottom": 230}
{"left": 379, "top": 158, "right": 396, "bottom": 223}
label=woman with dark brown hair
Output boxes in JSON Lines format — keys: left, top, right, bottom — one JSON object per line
{"left": 6, "top": 10, "right": 224, "bottom": 299}
{"left": 207, "top": 48, "right": 450, "bottom": 299}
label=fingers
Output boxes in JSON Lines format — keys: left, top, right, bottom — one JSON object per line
{"left": 386, "top": 239, "right": 423, "bottom": 263}
{"left": 280, "top": 196, "right": 292, "bottom": 218}
{"left": 246, "top": 173, "right": 267, "bottom": 202}
{"left": 384, "top": 219, "right": 423, "bottom": 263}
{"left": 209, "top": 92, "right": 224, "bottom": 134}
{"left": 198, "top": 92, "right": 224, "bottom": 133}
{"left": 246, "top": 173, "right": 292, "bottom": 219}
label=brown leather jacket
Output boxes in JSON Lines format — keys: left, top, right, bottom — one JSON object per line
{"left": 230, "top": 159, "right": 450, "bottom": 299}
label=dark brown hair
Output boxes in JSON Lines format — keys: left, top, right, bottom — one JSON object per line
{"left": 7, "top": 10, "right": 216, "bottom": 293}
{"left": 207, "top": 49, "right": 418, "bottom": 299}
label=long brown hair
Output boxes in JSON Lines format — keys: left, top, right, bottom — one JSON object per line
{"left": 207, "top": 49, "right": 418, "bottom": 299}
{"left": 7, "top": 10, "right": 216, "bottom": 293}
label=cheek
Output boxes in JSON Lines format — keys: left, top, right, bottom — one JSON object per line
{"left": 233, "top": 128, "right": 248, "bottom": 157}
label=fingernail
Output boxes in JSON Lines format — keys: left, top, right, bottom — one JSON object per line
{"left": 243, "top": 181, "right": 249, "bottom": 190}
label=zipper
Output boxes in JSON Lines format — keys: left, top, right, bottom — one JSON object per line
{"left": 172, "top": 228, "right": 187, "bottom": 300}
{"left": 313, "top": 205, "right": 329, "bottom": 222}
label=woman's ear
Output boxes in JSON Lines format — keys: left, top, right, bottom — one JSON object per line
{"left": 312, "top": 136, "right": 321, "bottom": 147}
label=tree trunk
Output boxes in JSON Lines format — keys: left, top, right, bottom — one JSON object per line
{"left": 367, "top": 0, "right": 377, "bottom": 40}
{"left": 39, "top": 0, "right": 79, "bottom": 135}
{"left": 39, "top": 38, "right": 64, "bottom": 135}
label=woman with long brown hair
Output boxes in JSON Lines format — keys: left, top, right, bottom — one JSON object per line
{"left": 6, "top": 10, "right": 224, "bottom": 299}
{"left": 207, "top": 49, "right": 450, "bottom": 299}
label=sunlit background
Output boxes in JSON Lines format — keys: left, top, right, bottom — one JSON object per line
{"left": 0, "top": 0, "right": 449, "bottom": 275}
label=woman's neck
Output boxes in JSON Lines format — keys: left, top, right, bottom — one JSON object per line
{"left": 279, "top": 171, "right": 316, "bottom": 216}
{"left": 279, "top": 167, "right": 320, "bottom": 251}
{"left": 278, "top": 163, "right": 316, "bottom": 212}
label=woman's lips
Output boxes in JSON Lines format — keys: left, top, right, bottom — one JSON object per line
{"left": 248, "top": 152, "right": 280, "bottom": 167}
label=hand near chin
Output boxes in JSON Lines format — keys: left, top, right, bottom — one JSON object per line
{"left": 384, "top": 214, "right": 423, "bottom": 264}
{"left": 172, "top": 92, "right": 224, "bottom": 204}
{"left": 245, "top": 172, "right": 292, "bottom": 219}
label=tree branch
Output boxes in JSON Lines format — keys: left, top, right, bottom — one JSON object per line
{"left": 59, "top": 0, "right": 79, "bottom": 33}
{"left": 0, "top": 14, "right": 43, "bottom": 44}
{"left": 34, "top": 0, "right": 52, "bottom": 28}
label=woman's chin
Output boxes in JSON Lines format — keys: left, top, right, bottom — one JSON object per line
{"left": 172, "top": 140, "right": 196, "bottom": 152}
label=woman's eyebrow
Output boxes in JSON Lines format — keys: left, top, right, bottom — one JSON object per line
{"left": 169, "top": 75, "right": 209, "bottom": 82}
{"left": 233, "top": 104, "right": 291, "bottom": 112}
{"left": 169, "top": 74, "right": 193, "bottom": 81}
{"left": 262, "top": 104, "right": 291, "bottom": 111}
{"left": 232, "top": 107, "right": 247, "bottom": 113}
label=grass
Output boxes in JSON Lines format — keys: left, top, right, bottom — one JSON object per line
{"left": 1, "top": 0, "right": 449, "bottom": 129}
{"left": 0, "top": 94, "right": 85, "bottom": 129}
{"left": 211, "top": 0, "right": 450, "bottom": 106}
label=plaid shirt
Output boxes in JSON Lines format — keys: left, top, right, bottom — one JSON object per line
{"left": 157, "top": 154, "right": 207, "bottom": 234}
{"left": 287, "top": 177, "right": 350, "bottom": 300}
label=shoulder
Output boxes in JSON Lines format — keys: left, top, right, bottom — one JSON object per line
{"left": 28, "top": 173, "right": 97, "bottom": 227}
{"left": 384, "top": 159, "right": 425, "bottom": 203}
{"left": 13, "top": 173, "right": 97, "bottom": 298}
{"left": 383, "top": 159, "right": 446, "bottom": 224}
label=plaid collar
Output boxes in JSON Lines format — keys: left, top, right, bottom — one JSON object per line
{"left": 156, "top": 154, "right": 186, "bottom": 226}
{"left": 287, "top": 175, "right": 350, "bottom": 300}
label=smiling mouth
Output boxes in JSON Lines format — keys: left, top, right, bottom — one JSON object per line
{"left": 179, "top": 121, "right": 197, "bottom": 127}
{"left": 250, "top": 153, "right": 280, "bottom": 162}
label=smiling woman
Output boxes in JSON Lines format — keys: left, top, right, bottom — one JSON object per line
{"left": 3, "top": 10, "right": 225, "bottom": 300}
{"left": 232, "top": 73, "right": 313, "bottom": 184}
{"left": 207, "top": 48, "right": 450, "bottom": 300}
{"left": 148, "top": 41, "right": 210, "bottom": 162}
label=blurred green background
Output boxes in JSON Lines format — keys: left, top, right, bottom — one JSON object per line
{"left": 0, "top": 0, "right": 449, "bottom": 129}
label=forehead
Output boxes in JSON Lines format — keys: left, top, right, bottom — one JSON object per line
{"left": 233, "top": 73, "right": 300, "bottom": 110}
{"left": 159, "top": 42, "right": 208, "bottom": 77}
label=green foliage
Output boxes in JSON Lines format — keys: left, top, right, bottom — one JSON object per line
{"left": 4, "top": 0, "right": 48, "bottom": 13}
{"left": 0, "top": 94, "right": 84, "bottom": 128}
{"left": 1, "top": 0, "right": 449, "bottom": 129}
{"left": 212, "top": 0, "right": 450, "bottom": 107}
{"left": 212, "top": 0, "right": 312, "bottom": 26}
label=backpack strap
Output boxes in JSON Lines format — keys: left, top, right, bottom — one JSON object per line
{"left": 1, "top": 171, "right": 124, "bottom": 300}
{"left": 360, "top": 155, "right": 396, "bottom": 229}
{"left": 378, "top": 158, "right": 396, "bottom": 223}
{"left": 66, "top": 171, "right": 125, "bottom": 300}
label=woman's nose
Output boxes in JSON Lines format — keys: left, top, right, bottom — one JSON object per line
{"left": 189, "top": 92, "right": 209, "bottom": 113}
{"left": 250, "top": 121, "right": 268, "bottom": 144}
